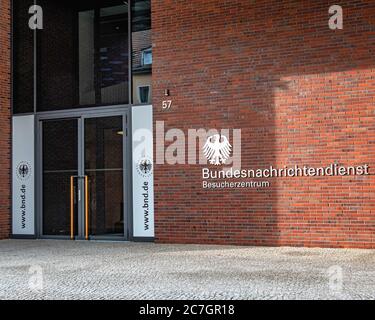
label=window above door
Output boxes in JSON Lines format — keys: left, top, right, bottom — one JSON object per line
{"left": 13, "top": 0, "right": 152, "bottom": 114}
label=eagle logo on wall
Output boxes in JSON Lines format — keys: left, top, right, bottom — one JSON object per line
{"left": 203, "top": 134, "right": 232, "bottom": 165}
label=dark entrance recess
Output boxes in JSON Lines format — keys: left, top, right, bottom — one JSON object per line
{"left": 12, "top": 0, "right": 151, "bottom": 241}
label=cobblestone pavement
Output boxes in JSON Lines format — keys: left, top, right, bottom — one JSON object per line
{"left": 0, "top": 240, "right": 374, "bottom": 300}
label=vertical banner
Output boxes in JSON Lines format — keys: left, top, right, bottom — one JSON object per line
{"left": 12, "top": 115, "right": 35, "bottom": 236}
{"left": 132, "top": 105, "right": 154, "bottom": 238}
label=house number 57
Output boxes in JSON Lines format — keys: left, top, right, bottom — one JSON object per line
{"left": 162, "top": 100, "right": 172, "bottom": 110}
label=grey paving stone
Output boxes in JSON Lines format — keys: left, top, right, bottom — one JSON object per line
{"left": 0, "top": 240, "right": 374, "bottom": 300}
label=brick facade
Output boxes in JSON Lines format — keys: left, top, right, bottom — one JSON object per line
{"left": 152, "top": 0, "right": 375, "bottom": 248}
{"left": 0, "top": 0, "right": 11, "bottom": 240}
{"left": 1, "top": 1, "right": 374, "bottom": 247}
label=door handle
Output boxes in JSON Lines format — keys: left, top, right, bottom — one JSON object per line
{"left": 84, "top": 176, "right": 89, "bottom": 240}
{"left": 70, "top": 175, "right": 89, "bottom": 240}
{"left": 70, "top": 176, "right": 75, "bottom": 240}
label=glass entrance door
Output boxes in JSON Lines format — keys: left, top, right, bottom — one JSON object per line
{"left": 84, "top": 116, "right": 125, "bottom": 239}
{"left": 42, "top": 119, "right": 79, "bottom": 237}
{"left": 41, "top": 114, "right": 126, "bottom": 240}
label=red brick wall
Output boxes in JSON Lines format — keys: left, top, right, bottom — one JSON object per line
{"left": 152, "top": 0, "right": 375, "bottom": 248}
{"left": 0, "top": 0, "right": 11, "bottom": 239}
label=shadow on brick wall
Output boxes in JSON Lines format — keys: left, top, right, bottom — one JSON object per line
{"left": 153, "top": 0, "right": 375, "bottom": 248}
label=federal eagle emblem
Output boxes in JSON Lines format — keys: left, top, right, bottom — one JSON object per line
{"left": 137, "top": 158, "right": 153, "bottom": 177}
{"left": 203, "top": 134, "right": 232, "bottom": 165}
{"left": 16, "top": 161, "right": 32, "bottom": 181}
{"left": 18, "top": 164, "right": 29, "bottom": 178}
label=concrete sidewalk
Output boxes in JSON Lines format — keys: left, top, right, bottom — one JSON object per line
{"left": 0, "top": 240, "right": 374, "bottom": 300}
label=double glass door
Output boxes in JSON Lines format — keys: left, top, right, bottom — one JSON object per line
{"left": 41, "top": 115, "right": 127, "bottom": 240}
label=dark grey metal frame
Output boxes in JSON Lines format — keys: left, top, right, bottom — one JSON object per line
{"left": 36, "top": 105, "right": 132, "bottom": 241}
